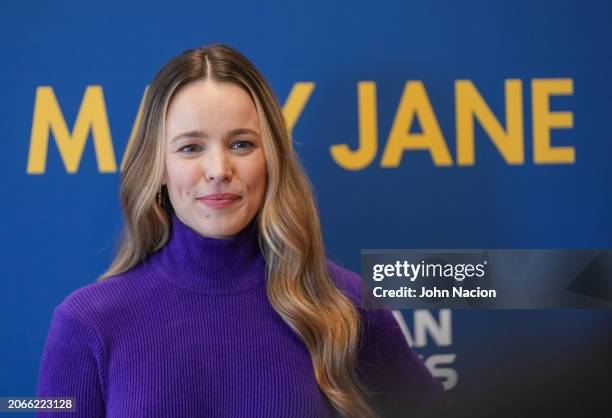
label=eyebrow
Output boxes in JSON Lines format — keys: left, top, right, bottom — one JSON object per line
{"left": 170, "top": 128, "right": 260, "bottom": 144}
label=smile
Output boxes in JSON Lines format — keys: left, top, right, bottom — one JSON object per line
{"left": 197, "top": 194, "right": 241, "bottom": 209}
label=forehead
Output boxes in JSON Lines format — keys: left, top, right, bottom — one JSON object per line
{"left": 165, "top": 79, "right": 260, "bottom": 137}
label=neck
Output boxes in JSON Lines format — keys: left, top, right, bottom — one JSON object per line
{"left": 148, "top": 213, "right": 266, "bottom": 294}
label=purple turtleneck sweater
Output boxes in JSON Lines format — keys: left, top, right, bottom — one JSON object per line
{"left": 36, "top": 214, "right": 443, "bottom": 417}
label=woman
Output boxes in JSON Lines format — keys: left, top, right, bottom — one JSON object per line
{"left": 36, "top": 44, "right": 443, "bottom": 418}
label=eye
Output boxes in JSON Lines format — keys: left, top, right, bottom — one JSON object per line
{"left": 178, "top": 144, "right": 202, "bottom": 154}
{"left": 230, "top": 140, "right": 255, "bottom": 153}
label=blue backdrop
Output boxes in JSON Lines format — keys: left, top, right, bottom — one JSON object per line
{"left": 2, "top": 0, "right": 611, "bottom": 412}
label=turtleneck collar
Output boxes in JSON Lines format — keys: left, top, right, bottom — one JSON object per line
{"left": 149, "top": 213, "right": 266, "bottom": 295}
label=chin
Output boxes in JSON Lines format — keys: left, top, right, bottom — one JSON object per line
{"left": 199, "top": 221, "right": 242, "bottom": 239}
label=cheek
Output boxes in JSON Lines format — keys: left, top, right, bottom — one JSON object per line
{"left": 165, "top": 160, "right": 200, "bottom": 194}
{"left": 241, "top": 155, "right": 267, "bottom": 195}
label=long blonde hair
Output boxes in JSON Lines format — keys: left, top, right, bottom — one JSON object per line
{"left": 99, "top": 44, "right": 378, "bottom": 418}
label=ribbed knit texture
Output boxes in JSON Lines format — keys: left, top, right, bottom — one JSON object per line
{"left": 36, "top": 214, "right": 443, "bottom": 417}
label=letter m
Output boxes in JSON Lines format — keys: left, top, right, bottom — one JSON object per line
{"left": 27, "top": 86, "right": 117, "bottom": 174}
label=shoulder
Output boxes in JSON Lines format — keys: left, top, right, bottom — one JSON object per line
{"left": 56, "top": 262, "right": 158, "bottom": 330}
{"left": 326, "top": 259, "right": 402, "bottom": 329}
{"left": 325, "top": 259, "right": 367, "bottom": 309}
{"left": 325, "top": 260, "right": 444, "bottom": 406}
{"left": 325, "top": 259, "right": 393, "bottom": 314}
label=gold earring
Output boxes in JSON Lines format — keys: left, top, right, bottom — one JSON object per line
{"left": 156, "top": 189, "right": 162, "bottom": 206}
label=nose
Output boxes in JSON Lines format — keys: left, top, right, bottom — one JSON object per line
{"left": 203, "top": 146, "right": 232, "bottom": 183}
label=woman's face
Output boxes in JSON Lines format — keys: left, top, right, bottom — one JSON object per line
{"left": 163, "top": 79, "right": 266, "bottom": 239}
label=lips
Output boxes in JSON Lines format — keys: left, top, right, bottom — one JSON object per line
{"left": 198, "top": 193, "right": 241, "bottom": 209}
